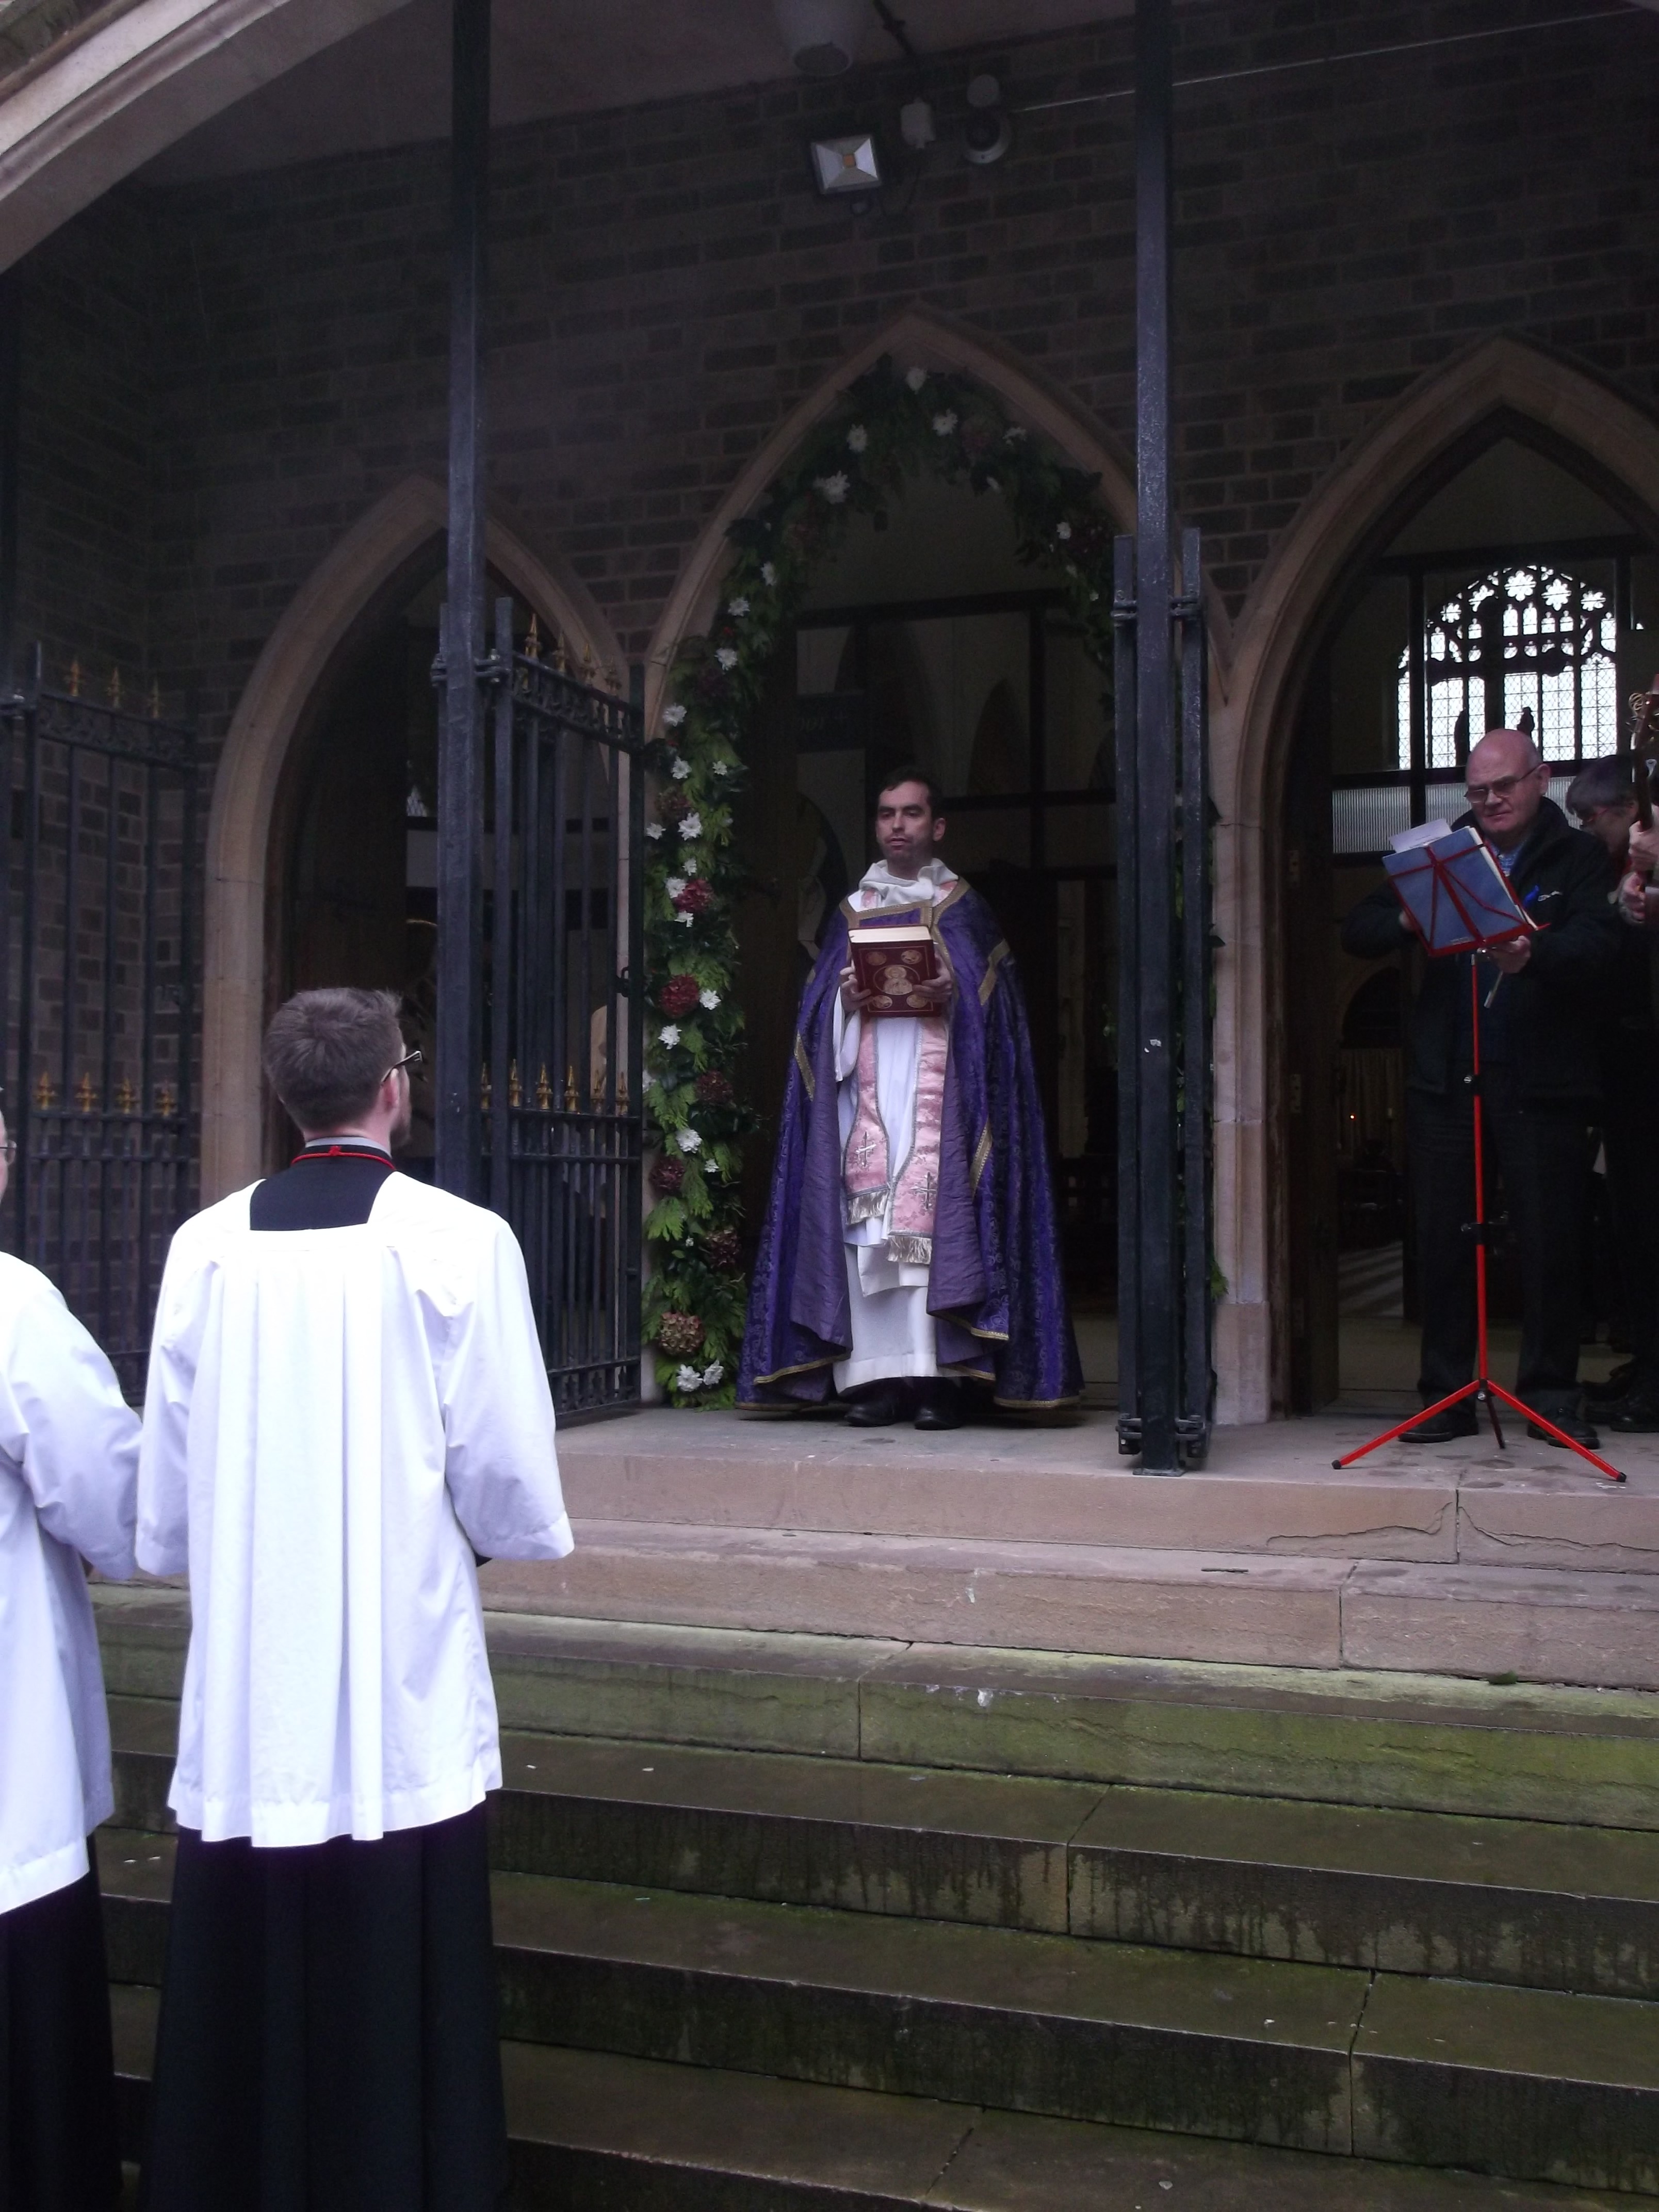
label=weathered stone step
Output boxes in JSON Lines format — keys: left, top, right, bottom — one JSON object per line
{"left": 94, "top": 1595, "right": 1659, "bottom": 1830}
{"left": 108, "top": 1983, "right": 1635, "bottom": 2209}
{"left": 106, "top": 1715, "right": 1659, "bottom": 1997}
{"left": 477, "top": 1521, "right": 1659, "bottom": 1689}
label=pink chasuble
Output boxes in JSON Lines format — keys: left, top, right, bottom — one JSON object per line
{"left": 842, "top": 1013, "right": 949, "bottom": 1265}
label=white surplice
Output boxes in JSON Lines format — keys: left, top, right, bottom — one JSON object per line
{"left": 832, "top": 858, "right": 957, "bottom": 1392}
{"left": 0, "top": 1257, "right": 139, "bottom": 1915}
{"left": 137, "top": 1174, "right": 572, "bottom": 1848}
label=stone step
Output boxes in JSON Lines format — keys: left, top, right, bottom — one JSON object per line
{"left": 94, "top": 1840, "right": 1659, "bottom": 2191}
{"left": 108, "top": 1985, "right": 1635, "bottom": 2209}
{"left": 475, "top": 1522, "right": 1659, "bottom": 1689}
{"left": 557, "top": 1407, "right": 1659, "bottom": 1575}
{"left": 94, "top": 1596, "right": 1659, "bottom": 1830}
{"left": 105, "top": 1710, "right": 1659, "bottom": 1997}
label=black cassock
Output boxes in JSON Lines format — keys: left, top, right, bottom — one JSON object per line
{"left": 139, "top": 1145, "right": 509, "bottom": 2212}
{"left": 1, "top": 1844, "right": 122, "bottom": 2211}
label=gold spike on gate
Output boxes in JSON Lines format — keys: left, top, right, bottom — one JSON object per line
{"left": 108, "top": 668, "right": 122, "bottom": 709}
{"left": 156, "top": 1084, "right": 175, "bottom": 1119}
{"left": 116, "top": 1078, "right": 136, "bottom": 1115}
{"left": 480, "top": 1064, "right": 491, "bottom": 1112}
{"left": 564, "top": 1064, "right": 577, "bottom": 1112}
{"left": 508, "top": 1061, "right": 522, "bottom": 1109}
{"left": 67, "top": 661, "right": 81, "bottom": 699}
{"left": 150, "top": 680, "right": 162, "bottom": 719}
{"left": 525, "top": 615, "right": 542, "bottom": 661}
{"left": 75, "top": 1074, "right": 95, "bottom": 1113}
{"left": 35, "top": 1071, "right": 54, "bottom": 1110}
{"left": 535, "top": 1065, "right": 552, "bottom": 1112}
{"left": 615, "top": 1068, "right": 628, "bottom": 1112}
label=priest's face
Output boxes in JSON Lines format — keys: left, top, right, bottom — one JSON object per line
{"left": 874, "top": 781, "right": 946, "bottom": 880}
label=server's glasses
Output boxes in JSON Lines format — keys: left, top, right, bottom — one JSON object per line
{"left": 386, "top": 1049, "right": 423, "bottom": 1081}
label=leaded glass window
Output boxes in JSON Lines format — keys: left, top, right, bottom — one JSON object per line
{"left": 1395, "top": 564, "right": 1618, "bottom": 769}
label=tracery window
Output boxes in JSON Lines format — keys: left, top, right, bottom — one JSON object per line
{"left": 1395, "top": 564, "right": 1618, "bottom": 769}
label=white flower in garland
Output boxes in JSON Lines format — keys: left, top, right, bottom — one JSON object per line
{"left": 671, "top": 755, "right": 693, "bottom": 781}
{"left": 905, "top": 365, "right": 928, "bottom": 391}
{"left": 932, "top": 410, "right": 958, "bottom": 436}
{"left": 645, "top": 821, "right": 665, "bottom": 841}
{"left": 712, "top": 760, "right": 731, "bottom": 777}
{"left": 659, "top": 1023, "right": 681, "bottom": 1047}
{"left": 1056, "top": 521, "right": 1072, "bottom": 542}
{"left": 698, "top": 987, "right": 721, "bottom": 1011}
{"left": 847, "top": 424, "right": 869, "bottom": 453}
{"left": 662, "top": 702, "right": 687, "bottom": 727}
{"left": 675, "top": 1364, "right": 703, "bottom": 1392}
{"left": 715, "top": 646, "right": 739, "bottom": 671}
{"left": 761, "top": 562, "right": 776, "bottom": 585}
{"left": 815, "top": 471, "right": 850, "bottom": 505}
{"left": 728, "top": 596, "right": 750, "bottom": 617}
{"left": 641, "top": 1068, "right": 656, "bottom": 1089}
{"left": 678, "top": 812, "right": 702, "bottom": 840}
{"left": 1005, "top": 424, "right": 1028, "bottom": 443}
{"left": 677, "top": 911, "right": 695, "bottom": 928}
{"left": 676, "top": 1127, "right": 703, "bottom": 1153}
{"left": 665, "top": 876, "right": 687, "bottom": 901}
{"left": 701, "top": 1361, "right": 724, "bottom": 1388}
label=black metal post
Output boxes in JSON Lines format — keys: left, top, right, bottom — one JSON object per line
{"left": 436, "top": 0, "right": 491, "bottom": 1199}
{"left": 0, "top": 268, "right": 20, "bottom": 706}
{"left": 1132, "top": 0, "right": 1181, "bottom": 1474}
{"left": 1112, "top": 535, "right": 1140, "bottom": 1450}
{"left": 1179, "top": 524, "right": 1212, "bottom": 1447}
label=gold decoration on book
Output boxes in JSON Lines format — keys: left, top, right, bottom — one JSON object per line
{"left": 564, "top": 1064, "right": 577, "bottom": 1112}
{"left": 34, "top": 1071, "right": 54, "bottom": 1110}
{"left": 155, "top": 1084, "right": 175, "bottom": 1119}
{"left": 75, "top": 1073, "right": 95, "bottom": 1113}
{"left": 535, "top": 1065, "right": 552, "bottom": 1112}
{"left": 508, "top": 1061, "right": 522, "bottom": 1109}
{"left": 116, "top": 1078, "right": 136, "bottom": 1115}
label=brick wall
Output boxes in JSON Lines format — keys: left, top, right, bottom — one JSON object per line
{"left": 14, "top": 0, "right": 1659, "bottom": 744}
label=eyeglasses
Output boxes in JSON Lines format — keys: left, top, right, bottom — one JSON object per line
{"left": 0, "top": 1140, "right": 15, "bottom": 1164}
{"left": 1465, "top": 771, "right": 1542, "bottom": 804}
{"left": 385, "top": 1049, "right": 422, "bottom": 1082}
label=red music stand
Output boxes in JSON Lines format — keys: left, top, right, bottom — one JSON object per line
{"left": 1333, "top": 832, "right": 1625, "bottom": 1485}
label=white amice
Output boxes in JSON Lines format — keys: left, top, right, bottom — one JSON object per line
{"left": 832, "top": 857, "right": 956, "bottom": 1390}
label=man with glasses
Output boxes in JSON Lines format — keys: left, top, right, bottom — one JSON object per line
{"left": 137, "top": 987, "right": 571, "bottom": 2211}
{"left": 1343, "top": 728, "right": 1621, "bottom": 1445}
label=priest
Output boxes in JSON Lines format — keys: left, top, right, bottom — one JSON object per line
{"left": 0, "top": 1110, "right": 141, "bottom": 2212}
{"left": 740, "top": 768, "right": 1082, "bottom": 1426}
{"left": 137, "top": 988, "right": 572, "bottom": 2212}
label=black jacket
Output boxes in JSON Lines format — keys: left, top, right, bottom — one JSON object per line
{"left": 1341, "top": 799, "right": 1620, "bottom": 1103}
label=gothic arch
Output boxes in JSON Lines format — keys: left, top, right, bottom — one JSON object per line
{"left": 201, "top": 473, "right": 617, "bottom": 1198}
{"left": 1212, "top": 337, "right": 1659, "bottom": 1420}
{"left": 643, "top": 307, "right": 1143, "bottom": 722}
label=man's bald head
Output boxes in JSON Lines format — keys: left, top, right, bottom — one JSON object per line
{"left": 1466, "top": 727, "right": 1549, "bottom": 851}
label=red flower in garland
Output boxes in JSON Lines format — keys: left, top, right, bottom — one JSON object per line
{"left": 658, "top": 974, "right": 702, "bottom": 1018}
{"left": 649, "top": 1156, "right": 686, "bottom": 1195}
{"left": 658, "top": 789, "right": 691, "bottom": 826}
{"left": 657, "top": 1310, "right": 705, "bottom": 1358}
{"left": 673, "top": 877, "right": 713, "bottom": 916}
{"left": 695, "top": 1069, "right": 734, "bottom": 1107}
{"left": 704, "top": 1227, "right": 743, "bottom": 1272}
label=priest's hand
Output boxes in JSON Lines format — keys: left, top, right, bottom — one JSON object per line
{"left": 912, "top": 974, "right": 954, "bottom": 1012}
{"left": 840, "top": 965, "right": 875, "bottom": 1013}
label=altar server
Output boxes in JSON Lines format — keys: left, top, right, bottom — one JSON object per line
{"left": 740, "top": 768, "right": 1081, "bottom": 1425}
{"left": 0, "top": 1109, "right": 141, "bottom": 2212}
{"left": 137, "top": 988, "right": 571, "bottom": 2212}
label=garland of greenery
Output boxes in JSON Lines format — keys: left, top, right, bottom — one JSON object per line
{"left": 641, "top": 355, "right": 1119, "bottom": 1406}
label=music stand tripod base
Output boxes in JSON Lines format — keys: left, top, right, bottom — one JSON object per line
{"left": 1332, "top": 956, "right": 1624, "bottom": 1486}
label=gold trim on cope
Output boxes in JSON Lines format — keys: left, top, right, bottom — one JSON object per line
{"left": 794, "top": 1035, "right": 816, "bottom": 1099}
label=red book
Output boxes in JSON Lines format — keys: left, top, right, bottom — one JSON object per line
{"left": 849, "top": 923, "right": 941, "bottom": 1016}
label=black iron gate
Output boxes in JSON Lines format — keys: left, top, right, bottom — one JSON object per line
{"left": 0, "top": 649, "right": 198, "bottom": 1396}
{"left": 481, "top": 599, "right": 645, "bottom": 1419}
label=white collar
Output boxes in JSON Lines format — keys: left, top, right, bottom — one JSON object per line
{"left": 855, "top": 858, "right": 957, "bottom": 910}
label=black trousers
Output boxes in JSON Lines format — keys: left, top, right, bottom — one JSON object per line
{"left": 0, "top": 1851, "right": 122, "bottom": 2212}
{"left": 1409, "top": 1070, "right": 1595, "bottom": 1409}
{"left": 1602, "top": 1056, "right": 1659, "bottom": 1391}
{"left": 139, "top": 1804, "right": 507, "bottom": 2212}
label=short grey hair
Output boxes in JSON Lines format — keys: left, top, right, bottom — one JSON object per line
{"left": 263, "top": 988, "right": 402, "bottom": 1130}
{"left": 1565, "top": 756, "right": 1635, "bottom": 818}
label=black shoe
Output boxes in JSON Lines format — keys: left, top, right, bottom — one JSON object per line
{"left": 1399, "top": 1404, "right": 1479, "bottom": 1444}
{"left": 1526, "top": 1411, "right": 1601, "bottom": 1450}
{"left": 1585, "top": 1361, "right": 1639, "bottom": 1405}
{"left": 844, "top": 1385, "right": 909, "bottom": 1427}
{"left": 1604, "top": 1395, "right": 1659, "bottom": 1434}
{"left": 913, "top": 1381, "right": 964, "bottom": 1432}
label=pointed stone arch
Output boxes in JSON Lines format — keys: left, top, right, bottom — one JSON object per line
{"left": 1211, "top": 337, "right": 1659, "bottom": 1421}
{"left": 201, "top": 473, "right": 617, "bottom": 1199}
{"left": 643, "top": 306, "right": 1144, "bottom": 724}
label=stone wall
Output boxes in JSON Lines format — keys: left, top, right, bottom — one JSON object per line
{"left": 13, "top": 0, "right": 1656, "bottom": 743}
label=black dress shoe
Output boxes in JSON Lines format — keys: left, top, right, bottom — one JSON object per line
{"left": 844, "top": 1384, "right": 909, "bottom": 1427}
{"left": 1604, "top": 1396, "right": 1659, "bottom": 1434}
{"left": 913, "top": 1381, "right": 964, "bottom": 1431}
{"left": 1399, "top": 1403, "right": 1479, "bottom": 1444}
{"left": 1526, "top": 1411, "right": 1601, "bottom": 1450}
{"left": 1585, "top": 1361, "right": 1639, "bottom": 1405}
